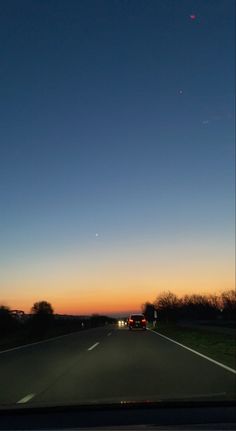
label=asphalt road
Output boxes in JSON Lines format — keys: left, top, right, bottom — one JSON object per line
{"left": 0, "top": 325, "right": 235, "bottom": 407}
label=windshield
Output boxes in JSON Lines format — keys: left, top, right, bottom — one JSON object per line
{"left": 0, "top": 0, "right": 235, "bottom": 409}
{"left": 130, "top": 315, "right": 144, "bottom": 320}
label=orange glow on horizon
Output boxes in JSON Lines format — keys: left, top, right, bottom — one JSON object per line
{"left": 1, "top": 240, "right": 234, "bottom": 315}
{"left": 3, "top": 276, "right": 234, "bottom": 316}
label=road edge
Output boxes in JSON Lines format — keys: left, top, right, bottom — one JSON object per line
{"left": 148, "top": 328, "right": 236, "bottom": 375}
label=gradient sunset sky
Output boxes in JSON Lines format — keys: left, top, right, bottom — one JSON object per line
{"left": 0, "top": 0, "right": 235, "bottom": 315}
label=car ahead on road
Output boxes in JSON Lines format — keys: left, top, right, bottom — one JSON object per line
{"left": 128, "top": 314, "right": 147, "bottom": 330}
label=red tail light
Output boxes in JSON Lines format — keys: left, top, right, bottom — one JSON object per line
{"left": 129, "top": 319, "right": 133, "bottom": 323}
{"left": 142, "top": 319, "right": 146, "bottom": 323}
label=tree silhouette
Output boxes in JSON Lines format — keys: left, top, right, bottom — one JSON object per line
{"left": 30, "top": 301, "right": 54, "bottom": 335}
{"left": 31, "top": 301, "right": 54, "bottom": 316}
{"left": 142, "top": 302, "right": 156, "bottom": 322}
{"left": 143, "top": 290, "right": 236, "bottom": 323}
{"left": 181, "top": 294, "right": 219, "bottom": 320}
{"left": 220, "top": 290, "right": 236, "bottom": 320}
{"left": 0, "top": 305, "right": 10, "bottom": 315}
{"left": 0, "top": 305, "right": 16, "bottom": 332}
{"left": 154, "top": 291, "right": 179, "bottom": 322}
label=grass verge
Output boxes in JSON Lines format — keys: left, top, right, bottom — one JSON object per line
{"left": 150, "top": 322, "right": 236, "bottom": 370}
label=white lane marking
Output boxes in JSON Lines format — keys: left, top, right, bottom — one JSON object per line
{"left": 107, "top": 332, "right": 112, "bottom": 336}
{"left": 148, "top": 329, "right": 236, "bottom": 375}
{"left": 0, "top": 326, "right": 106, "bottom": 355}
{"left": 88, "top": 342, "right": 99, "bottom": 351}
{"left": 17, "top": 393, "right": 35, "bottom": 404}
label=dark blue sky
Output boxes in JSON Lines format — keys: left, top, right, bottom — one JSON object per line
{"left": 0, "top": 1, "right": 234, "bottom": 312}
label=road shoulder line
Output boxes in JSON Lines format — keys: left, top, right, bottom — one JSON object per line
{"left": 0, "top": 331, "right": 83, "bottom": 355}
{"left": 17, "top": 393, "right": 35, "bottom": 404}
{"left": 88, "top": 342, "right": 99, "bottom": 351}
{"left": 148, "top": 328, "right": 236, "bottom": 374}
{"left": 0, "top": 325, "right": 107, "bottom": 355}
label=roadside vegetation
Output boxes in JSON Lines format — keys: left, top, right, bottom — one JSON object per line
{"left": 0, "top": 302, "right": 115, "bottom": 351}
{"left": 142, "top": 290, "right": 236, "bottom": 369}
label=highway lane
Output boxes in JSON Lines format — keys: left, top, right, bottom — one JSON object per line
{"left": 0, "top": 326, "right": 111, "bottom": 405}
{"left": 0, "top": 325, "right": 235, "bottom": 407}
